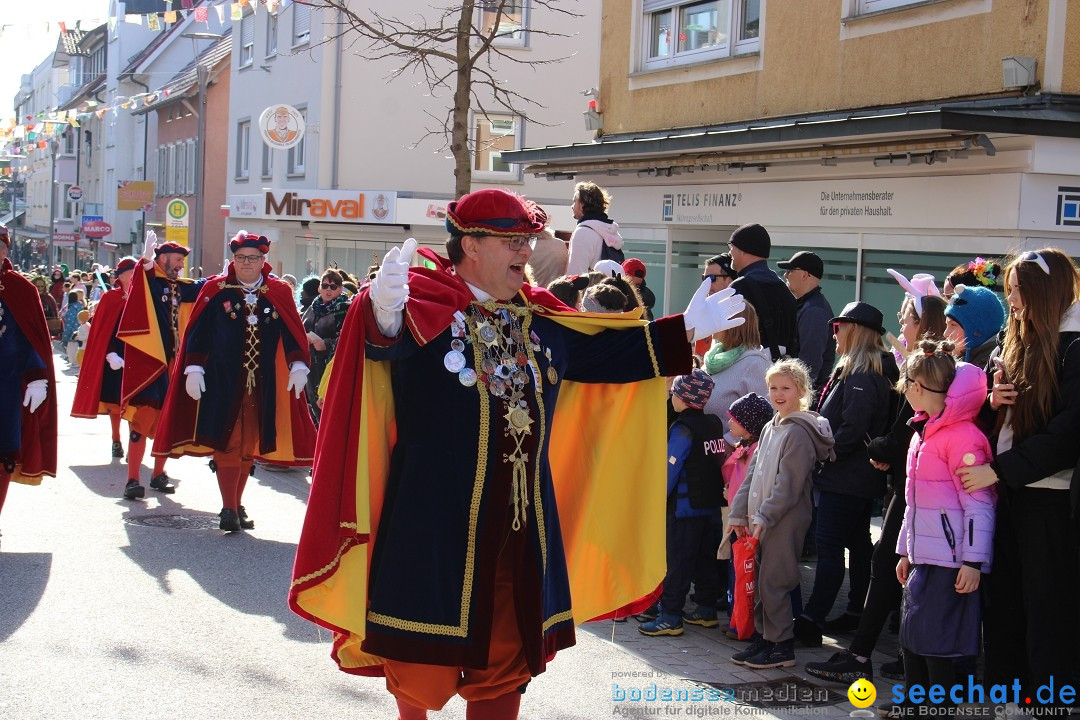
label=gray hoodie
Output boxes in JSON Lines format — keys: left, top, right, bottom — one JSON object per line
{"left": 731, "top": 411, "right": 836, "bottom": 529}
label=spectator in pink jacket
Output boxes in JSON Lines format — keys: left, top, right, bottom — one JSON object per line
{"left": 889, "top": 339, "right": 996, "bottom": 718}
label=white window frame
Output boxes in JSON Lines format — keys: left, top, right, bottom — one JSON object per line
{"left": 266, "top": 10, "right": 279, "bottom": 57}
{"left": 479, "top": 1, "right": 529, "bottom": 47}
{"left": 857, "top": 0, "right": 925, "bottom": 13}
{"left": 286, "top": 107, "right": 307, "bottom": 177}
{"left": 471, "top": 111, "right": 523, "bottom": 182}
{"left": 236, "top": 120, "right": 251, "bottom": 180}
{"left": 157, "top": 146, "right": 167, "bottom": 196}
{"left": 61, "top": 130, "right": 76, "bottom": 156}
{"left": 261, "top": 137, "right": 274, "bottom": 179}
{"left": 641, "top": 0, "right": 760, "bottom": 71}
{"left": 292, "top": 2, "right": 311, "bottom": 47}
{"left": 240, "top": 13, "right": 255, "bottom": 68}
{"left": 61, "top": 183, "right": 76, "bottom": 220}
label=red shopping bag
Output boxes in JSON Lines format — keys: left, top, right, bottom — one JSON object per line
{"left": 731, "top": 535, "right": 759, "bottom": 640}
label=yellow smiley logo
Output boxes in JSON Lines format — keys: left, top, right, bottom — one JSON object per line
{"left": 848, "top": 679, "right": 877, "bottom": 709}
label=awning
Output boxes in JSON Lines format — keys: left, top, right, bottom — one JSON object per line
{"left": 0, "top": 209, "right": 25, "bottom": 226}
{"left": 503, "top": 93, "right": 1080, "bottom": 177}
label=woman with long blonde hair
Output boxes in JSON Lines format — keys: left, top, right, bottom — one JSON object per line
{"left": 794, "top": 302, "right": 899, "bottom": 647}
{"left": 958, "top": 248, "right": 1080, "bottom": 709}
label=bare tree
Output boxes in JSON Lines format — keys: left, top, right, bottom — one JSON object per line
{"left": 299, "top": 0, "right": 580, "bottom": 199}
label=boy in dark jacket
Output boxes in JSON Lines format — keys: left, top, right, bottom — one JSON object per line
{"left": 640, "top": 369, "right": 727, "bottom": 636}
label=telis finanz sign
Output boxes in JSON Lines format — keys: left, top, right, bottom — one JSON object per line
{"left": 230, "top": 189, "right": 397, "bottom": 224}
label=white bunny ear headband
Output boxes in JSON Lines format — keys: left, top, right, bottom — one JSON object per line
{"left": 887, "top": 269, "right": 941, "bottom": 318}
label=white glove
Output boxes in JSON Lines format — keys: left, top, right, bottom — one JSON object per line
{"left": 105, "top": 352, "right": 125, "bottom": 370}
{"left": 682, "top": 282, "right": 746, "bottom": 342}
{"left": 369, "top": 238, "right": 417, "bottom": 313}
{"left": 184, "top": 367, "right": 205, "bottom": 401}
{"left": 287, "top": 365, "right": 309, "bottom": 399}
{"left": 23, "top": 379, "right": 47, "bottom": 414}
{"left": 141, "top": 230, "right": 157, "bottom": 267}
{"left": 593, "top": 259, "right": 623, "bottom": 277}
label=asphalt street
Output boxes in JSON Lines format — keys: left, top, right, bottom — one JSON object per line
{"left": 0, "top": 351, "right": 683, "bottom": 720}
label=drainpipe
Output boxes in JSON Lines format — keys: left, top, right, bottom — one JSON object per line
{"left": 331, "top": 8, "right": 342, "bottom": 189}
{"left": 132, "top": 76, "right": 151, "bottom": 262}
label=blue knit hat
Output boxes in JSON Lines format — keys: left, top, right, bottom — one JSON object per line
{"left": 671, "top": 368, "right": 715, "bottom": 409}
{"left": 728, "top": 392, "right": 774, "bottom": 439}
{"left": 945, "top": 284, "right": 1005, "bottom": 360}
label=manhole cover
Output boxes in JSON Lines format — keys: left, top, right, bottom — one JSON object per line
{"left": 695, "top": 677, "right": 846, "bottom": 709}
{"left": 124, "top": 513, "right": 222, "bottom": 530}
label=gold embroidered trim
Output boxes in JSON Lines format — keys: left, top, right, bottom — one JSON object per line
{"left": 290, "top": 535, "right": 356, "bottom": 588}
{"left": 521, "top": 310, "right": 548, "bottom": 573}
{"left": 366, "top": 611, "right": 469, "bottom": 637}
{"left": 643, "top": 323, "right": 661, "bottom": 377}
{"left": 542, "top": 609, "right": 574, "bottom": 632}
{"left": 405, "top": 304, "right": 427, "bottom": 345}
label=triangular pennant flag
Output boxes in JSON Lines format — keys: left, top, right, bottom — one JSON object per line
{"left": 231, "top": 3, "right": 243, "bottom": 20}
{"left": 96, "top": 109, "right": 107, "bottom": 119}
{"left": 68, "top": 117, "right": 79, "bottom": 128}
{"left": 147, "top": 13, "right": 160, "bottom": 31}
{"left": 124, "top": 14, "right": 142, "bottom": 24}
{"left": 164, "top": 10, "right": 177, "bottom": 23}
{"left": 194, "top": 6, "right": 208, "bottom": 22}
{"left": 108, "top": 17, "right": 118, "bottom": 34}
{"left": 59, "top": 21, "right": 68, "bottom": 33}
{"left": 214, "top": 4, "right": 225, "bottom": 23}
{"left": 181, "top": 0, "right": 193, "bottom": 8}
{"left": 267, "top": 0, "right": 279, "bottom": 12}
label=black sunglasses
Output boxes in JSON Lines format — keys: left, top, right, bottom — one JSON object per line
{"left": 321, "top": 283, "right": 340, "bottom": 290}
{"left": 702, "top": 273, "right": 730, "bottom": 282}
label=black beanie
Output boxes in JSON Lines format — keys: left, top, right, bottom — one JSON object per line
{"left": 729, "top": 223, "right": 771, "bottom": 259}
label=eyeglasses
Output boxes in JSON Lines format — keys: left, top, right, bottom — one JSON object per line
{"left": 702, "top": 273, "right": 730, "bottom": 283}
{"left": 233, "top": 254, "right": 264, "bottom": 264}
{"left": 900, "top": 372, "right": 948, "bottom": 394}
{"left": 831, "top": 321, "right": 847, "bottom": 335}
{"left": 1020, "top": 251, "right": 1051, "bottom": 276}
{"left": 321, "top": 283, "right": 340, "bottom": 290}
{"left": 504, "top": 235, "right": 537, "bottom": 251}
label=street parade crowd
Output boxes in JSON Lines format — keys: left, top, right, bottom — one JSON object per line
{"left": 1, "top": 183, "right": 1079, "bottom": 719}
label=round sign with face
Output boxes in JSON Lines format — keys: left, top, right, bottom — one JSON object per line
{"left": 258, "top": 105, "right": 306, "bottom": 150}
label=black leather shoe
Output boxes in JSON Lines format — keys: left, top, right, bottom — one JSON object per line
{"left": 111, "top": 441, "right": 124, "bottom": 459}
{"left": 123, "top": 479, "right": 145, "bottom": 500}
{"left": 219, "top": 508, "right": 242, "bottom": 532}
{"left": 237, "top": 505, "right": 254, "bottom": 530}
{"left": 794, "top": 616, "right": 823, "bottom": 647}
{"left": 149, "top": 473, "right": 176, "bottom": 494}
{"left": 823, "top": 612, "right": 862, "bottom": 634}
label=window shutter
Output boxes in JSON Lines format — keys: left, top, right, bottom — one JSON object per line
{"left": 294, "top": 4, "right": 311, "bottom": 38}
{"left": 242, "top": 15, "right": 254, "bottom": 45}
{"left": 642, "top": 0, "right": 681, "bottom": 12}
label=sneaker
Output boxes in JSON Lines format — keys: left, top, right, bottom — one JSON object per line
{"left": 149, "top": 473, "right": 176, "bottom": 494}
{"left": 731, "top": 636, "right": 770, "bottom": 665}
{"left": 635, "top": 602, "right": 660, "bottom": 622}
{"left": 123, "top": 479, "right": 145, "bottom": 500}
{"left": 880, "top": 657, "right": 905, "bottom": 681}
{"left": 805, "top": 650, "right": 873, "bottom": 683}
{"left": 823, "top": 612, "right": 862, "bottom": 634}
{"left": 237, "top": 505, "right": 254, "bottom": 530}
{"left": 684, "top": 606, "right": 719, "bottom": 628}
{"left": 111, "top": 441, "right": 124, "bottom": 459}
{"left": 724, "top": 626, "right": 742, "bottom": 640}
{"left": 638, "top": 614, "right": 684, "bottom": 637}
{"left": 793, "top": 616, "right": 823, "bottom": 647}
{"left": 744, "top": 638, "right": 796, "bottom": 669}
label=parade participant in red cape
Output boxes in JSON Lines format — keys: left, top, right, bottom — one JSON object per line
{"left": 289, "top": 189, "right": 747, "bottom": 720}
{"left": 115, "top": 233, "right": 205, "bottom": 499}
{"left": 0, "top": 224, "right": 57, "bottom": 546}
{"left": 152, "top": 232, "right": 315, "bottom": 532}
{"left": 71, "top": 257, "right": 138, "bottom": 459}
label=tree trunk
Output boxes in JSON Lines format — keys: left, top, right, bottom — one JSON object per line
{"left": 451, "top": 1, "right": 475, "bottom": 200}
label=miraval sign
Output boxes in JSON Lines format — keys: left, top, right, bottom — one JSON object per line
{"left": 231, "top": 189, "right": 398, "bottom": 223}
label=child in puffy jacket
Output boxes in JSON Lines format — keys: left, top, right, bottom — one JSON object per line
{"left": 894, "top": 338, "right": 996, "bottom": 711}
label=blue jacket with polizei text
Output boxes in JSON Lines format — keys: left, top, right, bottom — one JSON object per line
{"left": 667, "top": 408, "right": 727, "bottom": 517}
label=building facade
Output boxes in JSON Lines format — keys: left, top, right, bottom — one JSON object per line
{"left": 507, "top": 0, "right": 1080, "bottom": 318}
{"left": 224, "top": 0, "right": 601, "bottom": 280}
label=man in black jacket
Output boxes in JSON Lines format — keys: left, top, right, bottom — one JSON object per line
{"left": 728, "top": 223, "right": 798, "bottom": 361}
{"left": 778, "top": 251, "right": 835, "bottom": 390}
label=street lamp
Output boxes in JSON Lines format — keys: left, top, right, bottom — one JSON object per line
{"left": 181, "top": 32, "right": 222, "bottom": 277}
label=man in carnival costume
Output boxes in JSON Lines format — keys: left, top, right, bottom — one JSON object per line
{"left": 152, "top": 232, "right": 315, "bottom": 531}
{"left": 289, "top": 189, "right": 747, "bottom": 720}
{"left": 116, "top": 234, "right": 205, "bottom": 499}
{"left": 71, "top": 257, "right": 138, "bottom": 458}
{"left": 0, "top": 224, "right": 57, "bottom": 546}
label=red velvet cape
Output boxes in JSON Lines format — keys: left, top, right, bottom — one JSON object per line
{"left": 1, "top": 258, "right": 58, "bottom": 483}
{"left": 151, "top": 263, "right": 316, "bottom": 463}
{"left": 71, "top": 287, "right": 125, "bottom": 418}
